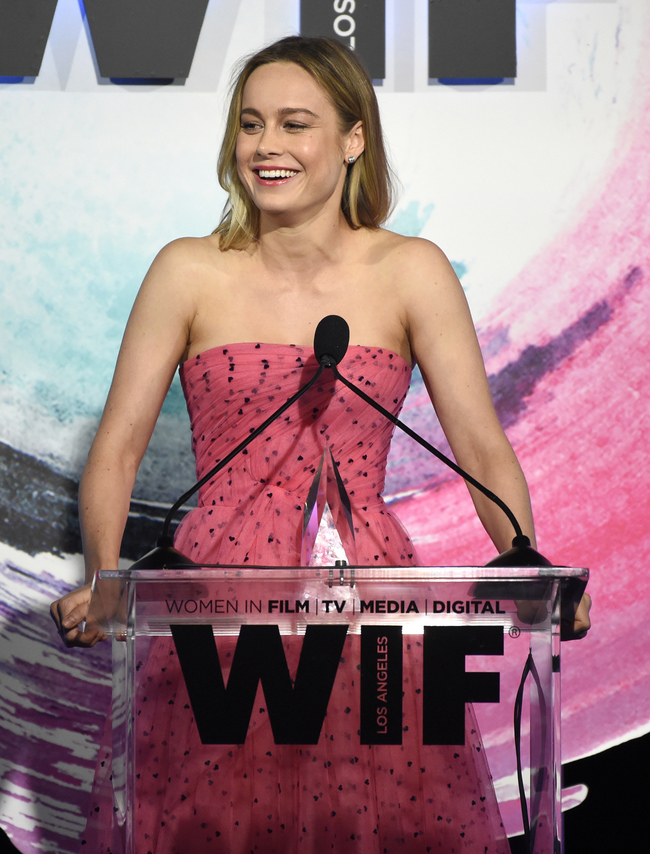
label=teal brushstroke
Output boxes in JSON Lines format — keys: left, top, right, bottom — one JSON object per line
{"left": 387, "top": 200, "right": 467, "bottom": 283}
{"left": 389, "top": 201, "right": 434, "bottom": 237}
{"left": 451, "top": 260, "right": 467, "bottom": 280}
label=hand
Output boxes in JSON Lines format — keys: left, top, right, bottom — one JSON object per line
{"left": 562, "top": 592, "right": 592, "bottom": 641}
{"left": 513, "top": 599, "right": 547, "bottom": 627}
{"left": 515, "top": 591, "right": 592, "bottom": 641}
{"left": 50, "top": 583, "right": 108, "bottom": 648}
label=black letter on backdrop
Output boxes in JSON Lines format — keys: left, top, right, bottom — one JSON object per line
{"left": 1, "top": 0, "right": 518, "bottom": 83}
{"left": 0, "top": 0, "right": 58, "bottom": 77}
{"left": 171, "top": 623, "right": 348, "bottom": 744}
{"left": 423, "top": 625, "right": 503, "bottom": 745}
{"left": 429, "top": 0, "right": 516, "bottom": 80}
{"left": 300, "top": 0, "right": 386, "bottom": 80}
{"left": 84, "top": 0, "right": 209, "bottom": 80}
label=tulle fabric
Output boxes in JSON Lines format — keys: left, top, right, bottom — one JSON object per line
{"left": 81, "top": 344, "right": 510, "bottom": 853}
{"left": 174, "top": 343, "right": 418, "bottom": 568}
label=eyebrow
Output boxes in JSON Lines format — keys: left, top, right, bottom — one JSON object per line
{"left": 240, "top": 107, "right": 320, "bottom": 119}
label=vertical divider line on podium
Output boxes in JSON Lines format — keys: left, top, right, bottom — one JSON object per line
{"left": 125, "top": 579, "right": 138, "bottom": 854}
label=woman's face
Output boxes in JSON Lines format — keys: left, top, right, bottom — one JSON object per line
{"left": 236, "top": 62, "right": 361, "bottom": 225}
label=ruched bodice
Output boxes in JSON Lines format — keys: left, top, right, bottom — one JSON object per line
{"left": 174, "top": 343, "right": 419, "bottom": 566}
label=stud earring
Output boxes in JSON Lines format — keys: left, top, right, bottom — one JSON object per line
{"left": 348, "top": 156, "right": 356, "bottom": 163}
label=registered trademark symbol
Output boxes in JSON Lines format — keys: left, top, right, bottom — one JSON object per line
{"left": 509, "top": 626, "right": 521, "bottom": 638}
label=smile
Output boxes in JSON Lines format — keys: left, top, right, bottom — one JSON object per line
{"left": 256, "top": 169, "right": 298, "bottom": 180}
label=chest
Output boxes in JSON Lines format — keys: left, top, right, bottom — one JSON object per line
{"left": 194, "top": 265, "right": 407, "bottom": 354}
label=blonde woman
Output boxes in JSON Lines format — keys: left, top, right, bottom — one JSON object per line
{"left": 52, "top": 36, "right": 589, "bottom": 852}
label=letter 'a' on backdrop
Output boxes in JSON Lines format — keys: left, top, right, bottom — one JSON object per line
{"left": 300, "top": 0, "right": 386, "bottom": 80}
{"left": 0, "top": 0, "right": 58, "bottom": 77}
{"left": 428, "top": 0, "right": 516, "bottom": 80}
{"left": 83, "top": 0, "right": 210, "bottom": 79}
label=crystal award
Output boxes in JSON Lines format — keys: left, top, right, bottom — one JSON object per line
{"left": 301, "top": 447, "right": 358, "bottom": 566}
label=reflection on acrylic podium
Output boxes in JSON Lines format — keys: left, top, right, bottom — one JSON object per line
{"left": 87, "top": 561, "right": 587, "bottom": 853}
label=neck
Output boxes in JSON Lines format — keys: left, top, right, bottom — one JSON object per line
{"left": 253, "top": 209, "right": 355, "bottom": 276}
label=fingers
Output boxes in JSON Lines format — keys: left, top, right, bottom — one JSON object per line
{"left": 562, "top": 592, "right": 592, "bottom": 641}
{"left": 574, "top": 592, "right": 592, "bottom": 638}
{"left": 61, "top": 601, "right": 91, "bottom": 631}
{"left": 50, "top": 584, "right": 108, "bottom": 649}
{"left": 57, "top": 622, "right": 108, "bottom": 649}
{"left": 514, "top": 599, "right": 548, "bottom": 625}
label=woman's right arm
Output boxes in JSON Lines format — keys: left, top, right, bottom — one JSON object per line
{"left": 50, "top": 239, "right": 204, "bottom": 647}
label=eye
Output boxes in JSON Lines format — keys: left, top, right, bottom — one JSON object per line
{"left": 284, "top": 121, "right": 308, "bottom": 131}
{"left": 240, "top": 120, "right": 262, "bottom": 133}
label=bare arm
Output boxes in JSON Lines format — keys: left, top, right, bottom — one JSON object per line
{"left": 399, "top": 239, "right": 590, "bottom": 638}
{"left": 400, "top": 239, "right": 534, "bottom": 553}
{"left": 51, "top": 239, "right": 201, "bottom": 646}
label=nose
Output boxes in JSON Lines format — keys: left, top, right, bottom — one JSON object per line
{"left": 255, "top": 124, "right": 283, "bottom": 158}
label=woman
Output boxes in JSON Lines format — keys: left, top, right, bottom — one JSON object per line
{"left": 51, "top": 36, "right": 589, "bottom": 852}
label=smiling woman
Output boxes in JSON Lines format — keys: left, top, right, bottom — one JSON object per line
{"left": 234, "top": 62, "right": 363, "bottom": 225}
{"left": 215, "top": 36, "right": 393, "bottom": 249}
{"left": 49, "top": 33, "right": 588, "bottom": 854}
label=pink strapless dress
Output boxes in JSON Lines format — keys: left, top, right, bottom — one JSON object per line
{"left": 81, "top": 343, "right": 509, "bottom": 853}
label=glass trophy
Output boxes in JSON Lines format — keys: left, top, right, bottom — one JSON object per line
{"left": 300, "top": 447, "right": 358, "bottom": 566}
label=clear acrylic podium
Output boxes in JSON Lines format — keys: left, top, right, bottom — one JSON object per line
{"left": 88, "top": 563, "right": 588, "bottom": 853}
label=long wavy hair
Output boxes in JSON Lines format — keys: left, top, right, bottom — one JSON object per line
{"left": 214, "top": 36, "right": 395, "bottom": 250}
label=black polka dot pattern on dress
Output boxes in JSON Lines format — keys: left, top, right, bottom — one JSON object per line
{"left": 174, "top": 344, "right": 418, "bottom": 569}
{"left": 80, "top": 343, "right": 511, "bottom": 853}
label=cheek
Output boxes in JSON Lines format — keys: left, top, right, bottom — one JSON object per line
{"left": 235, "top": 136, "right": 245, "bottom": 165}
{"left": 301, "top": 141, "right": 342, "bottom": 177}
{"left": 235, "top": 137, "right": 253, "bottom": 184}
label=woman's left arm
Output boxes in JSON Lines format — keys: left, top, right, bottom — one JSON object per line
{"left": 400, "top": 238, "right": 534, "bottom": 553}
{"left": 398, "top": 238, "right": 591, "bottom": 638}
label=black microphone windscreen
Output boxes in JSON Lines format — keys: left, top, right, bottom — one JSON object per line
{"left": 314, "top": 315, "right": 350, "bottom": 366}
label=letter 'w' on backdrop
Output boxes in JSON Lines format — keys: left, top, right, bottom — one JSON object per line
{"left": 0, "top": 0, "right": 58, "bottom": 77}
{"left": 0, "top": 0, "right": 210, "bottom": 79}
{"left": 83, "top": 0, "right": 210, "bottom": 79}
{"left": 428, "top": 0, "right": 516, "bottom": 80}
{"left": 300, "top": 0, "right": 386, "bottom": 80}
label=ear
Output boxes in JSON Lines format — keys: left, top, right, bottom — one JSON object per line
{"left": 345, "top": 121, "right": 365, "bottom": 163}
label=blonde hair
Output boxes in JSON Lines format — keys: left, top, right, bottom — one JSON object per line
{"left": 214, "top": 36, "right": 395, "bottom": 250}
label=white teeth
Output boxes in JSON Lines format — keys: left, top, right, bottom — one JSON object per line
{"left": 257, "top": 169, "right": 297, "bottom": 179}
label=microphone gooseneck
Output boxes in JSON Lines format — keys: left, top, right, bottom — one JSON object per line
{"left": 317, "top": 318, "right": 550, "bottom": 566}
{"left": 138, "top": 319, "right": 341, "bottom": 567}
{"left": 328, "top": 359, "right": 526, "bottom": 542}
{"left": 156, "top": 363, "right": 327, "bottom": 547}
{"left": 134, "top": 313, "right": 546, "bottom": 568}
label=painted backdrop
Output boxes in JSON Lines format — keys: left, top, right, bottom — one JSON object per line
{"left": 1, "top": 1, "right": 648, "bottom": 851}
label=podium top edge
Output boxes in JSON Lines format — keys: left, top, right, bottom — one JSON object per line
{"left": 100, "top": 566, "right": 589, "bottom": 581}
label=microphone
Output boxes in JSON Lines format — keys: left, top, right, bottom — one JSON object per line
{"left": 314, "top": 315, "right": 350, "bottom": 367}
{"left": 131, "top": 312, "right": 545, "bottom": 570}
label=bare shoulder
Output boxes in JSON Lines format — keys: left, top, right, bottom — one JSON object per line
{"left": 367, "top": 229, "right": 453, "bottom": 275}
{"left": 136, "top": 234, "right": 239, "bottom": 313}
{"left": 147, "top": 234, "right": 230, "bottom": 280}
{"left": 366, "top": 230, "right": 460, "bottom": 303}
{"left": 364, "top": 231, "right": 474, "bottom": 362}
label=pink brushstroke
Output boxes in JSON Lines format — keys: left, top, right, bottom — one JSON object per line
{"left": 394, "top": 29, "right": 650, "bottom": 768}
